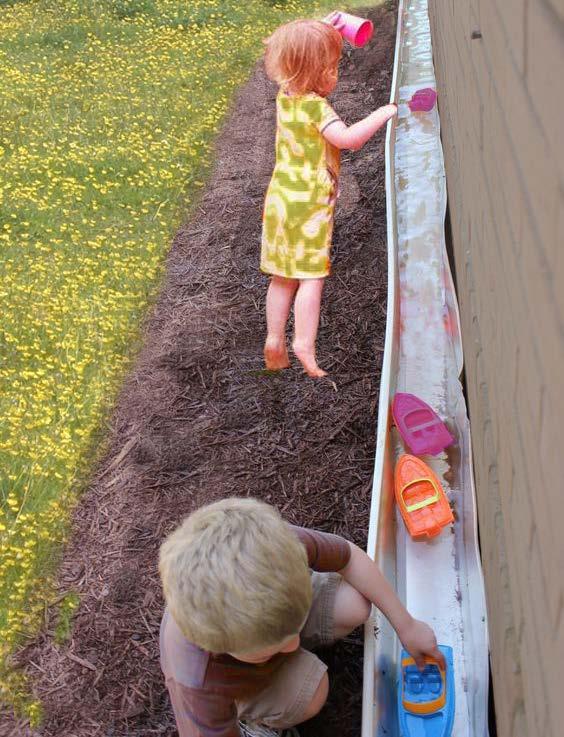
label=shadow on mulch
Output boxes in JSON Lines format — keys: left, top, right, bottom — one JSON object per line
{"left": 5, "top": 4, "right": 397, "bottom": 736}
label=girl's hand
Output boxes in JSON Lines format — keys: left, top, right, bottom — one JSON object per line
{"left": 382, "top": 103, "right": 398, "bottom": 120}
{"left": 398, "top": 617, "right": 446, "bottom": 671}
{"left": 323, "top": 11, "right": 346, "bottom": 31}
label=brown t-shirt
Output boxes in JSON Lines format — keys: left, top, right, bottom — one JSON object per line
{"left": 160, "top": 526, "right": 351, "bottom": 737}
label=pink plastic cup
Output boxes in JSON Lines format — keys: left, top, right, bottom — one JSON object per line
{"left": 327, "top": 11, "right": 374, "bottom": 47}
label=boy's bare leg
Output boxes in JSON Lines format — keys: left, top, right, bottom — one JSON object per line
{"left": 332, "top": 580, "right": 371, "bottom": 639}
{"left": 264, "top": 276, "right": 298, "bottom": 370}
{"left": 292, "top": 278, "right": 327, "bottom": 378}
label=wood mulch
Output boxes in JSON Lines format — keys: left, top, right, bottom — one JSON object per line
{"left": 3, "top": 4, "right": 396, "bottom": 736}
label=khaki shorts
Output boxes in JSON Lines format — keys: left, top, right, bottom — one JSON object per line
{"left": 237, "top": 571, "right": 341, "bottom": 728}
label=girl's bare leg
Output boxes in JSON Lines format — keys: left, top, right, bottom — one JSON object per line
{"left": 264, "top": 275, "right": 298, "bottom": 370}
{"left": 292, "top": 277, "right": 327, "bottom": 378}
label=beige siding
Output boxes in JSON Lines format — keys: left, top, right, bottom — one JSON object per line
{"left": 427, "top": 1, "right": 564, "bottom": 735}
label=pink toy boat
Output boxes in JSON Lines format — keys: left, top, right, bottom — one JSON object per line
{"left": 408, "top": 87, "right": 437, "bottom": 112}
{"left": 392, "top": 393, "right": 454, "bottom": 456}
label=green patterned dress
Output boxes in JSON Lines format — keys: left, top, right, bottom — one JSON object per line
{"left": 260, "top": 91, "right": 342, "bottom": 279}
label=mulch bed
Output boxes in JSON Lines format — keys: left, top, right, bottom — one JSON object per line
{"left": 5, "top": 4, "right": 396, "bottom": 736}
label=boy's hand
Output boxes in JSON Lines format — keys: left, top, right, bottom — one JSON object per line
{"left": 398, "top": 617, "right": 446, "bottom": 671}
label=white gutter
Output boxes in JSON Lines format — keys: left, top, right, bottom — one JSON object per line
{"left": 362, "top": 2, "right": 490, "bottom": 735}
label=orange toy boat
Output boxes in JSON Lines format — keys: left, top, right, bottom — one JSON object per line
{"left": 394, "top": 455, "right": 454, "bottom": 539}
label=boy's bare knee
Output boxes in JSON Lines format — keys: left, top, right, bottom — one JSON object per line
{"left": 356, "top": 594, "right": 372, "bottom": 624}
{"left": 301, "top": 672, "right": 329, "bottom": 722}
{"left": 333, "top": 582, "right": 371, "bottom": 635}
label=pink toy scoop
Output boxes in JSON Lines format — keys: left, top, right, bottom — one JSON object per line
{"left": 408, "top": 87, "right": 437, "bottom": 112}
{"left": 392, "top": 393, "right": 454, "bottom": 456}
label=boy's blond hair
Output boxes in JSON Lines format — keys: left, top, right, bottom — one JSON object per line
{"left": 159, "top": 498, "right": 312, "bottom": 654}
{"left": 264, "top": 19, "right": 343, "bottom": 96}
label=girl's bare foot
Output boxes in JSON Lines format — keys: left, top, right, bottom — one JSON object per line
{"left": 292, "top": 341, "right": 327, "bottom": 378}
{"left": 264, "top": 337, "right": 290, "bottom": 370}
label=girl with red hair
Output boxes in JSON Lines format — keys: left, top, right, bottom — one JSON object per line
{"left": 261, "top": 17, "right": 397, "bottom": 377}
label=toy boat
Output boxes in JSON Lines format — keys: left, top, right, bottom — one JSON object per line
{"left": 392, "top": 393, "right": 454, "bottom": 455}
{"left": 398, "top": 645, "right": 455, "bottom": 737}
{"left": 394, "top": 455, "right": 454, "bottom": 539}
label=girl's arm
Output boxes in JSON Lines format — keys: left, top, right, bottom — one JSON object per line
{"left": 340, "top": 542, "right": 446, "bottom": 669}
{"left": 323, "top": 104, "right": 397, "bottom": 151}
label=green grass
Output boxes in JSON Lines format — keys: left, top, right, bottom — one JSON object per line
{"left": 0, "top": 0, "right": 379, "bottom": 721}
{"left": 53, "top": 592, "right": 80, "bottom": 646}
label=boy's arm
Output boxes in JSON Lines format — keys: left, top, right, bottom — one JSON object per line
{"left": 340, "top": 542, "right": 446, "bottom": 669}
{"left": 322, "top": 104, "right": 397, "bottom": 151}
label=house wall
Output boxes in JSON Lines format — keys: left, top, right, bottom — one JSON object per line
{"left": 427, "top": 2, "right": 564, "bottom": 735}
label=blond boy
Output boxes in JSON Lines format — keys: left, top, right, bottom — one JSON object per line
{"left": 159, "top": 498, "right": 443, "bottom": 737}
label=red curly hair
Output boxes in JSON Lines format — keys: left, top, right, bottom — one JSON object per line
{"left": 264, "top": 19, "right": 343, "bottom": 96}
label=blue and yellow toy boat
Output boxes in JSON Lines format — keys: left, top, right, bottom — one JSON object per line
{"left": 398, "top": 645, "right": 455, "bottom": 737}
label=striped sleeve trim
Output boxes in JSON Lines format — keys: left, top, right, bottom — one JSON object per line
{"left": 320, "top": 117, "right": 341, "bottom": 133}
